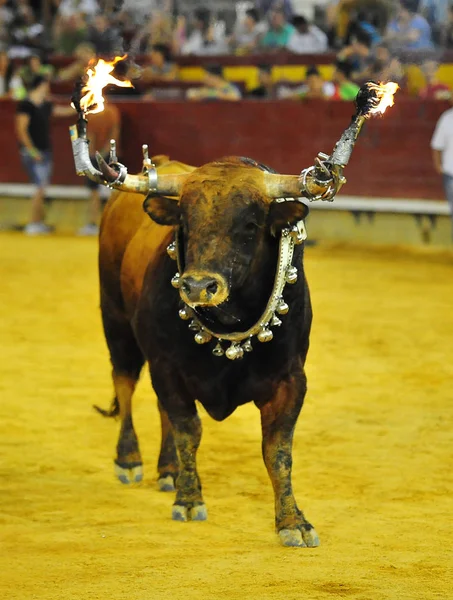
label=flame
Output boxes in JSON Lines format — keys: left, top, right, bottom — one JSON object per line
{"left": 367, "top": 81, "right": 399, "bottom": 116}
{"left": 79, "top": 56, "right": 133, "bottom": 115}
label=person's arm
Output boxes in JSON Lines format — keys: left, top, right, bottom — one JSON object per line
{"left": 15, "top": 112, "right": 42, "bottom": 160}
{"left": 53, "top": 104, "right": 75, "bottom": 117}
{"left": 432, "top": 149, "right": 443, "bottom": 174}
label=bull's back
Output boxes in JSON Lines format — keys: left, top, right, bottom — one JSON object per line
{"left": 99, "top": 157, "right": 195, "bottom": 318}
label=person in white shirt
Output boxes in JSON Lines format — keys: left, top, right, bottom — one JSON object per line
{"left": 230, "top": 8, "right": 268, "bottom": 54}
{"left": 431, "top": 105, "right": 453, "bottom": 239}
{"left": 182, "top": 8, "right": 227, "bottom": 56}
{"left": 286, "top": 15, "right": 328, "bottom": 54}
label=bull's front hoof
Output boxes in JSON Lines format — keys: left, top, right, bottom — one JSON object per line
{"left": 279, "top": 526, "right": 320, "bottom": 548}
{"left": 114, "top": 462, "right": 143, "bottom": 485}
{"left": 171, "top": 503, "right": 208, "bottom": 522}
{"left": 158, "top": 474, "right": 176, "bottom": 492}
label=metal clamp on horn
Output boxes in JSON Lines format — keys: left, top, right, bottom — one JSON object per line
{"left": 142, "top": 144, "right": 158, "bottom": 193}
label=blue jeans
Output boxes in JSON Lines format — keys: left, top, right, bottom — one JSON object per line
{"left": 20, "top": 148, "right": 52, "bottom": 187}
{"left": 442, "top": 174, "right": 453, "bottom": 240}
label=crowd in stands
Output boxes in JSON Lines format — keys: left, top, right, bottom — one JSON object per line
{"left": 1, "top": 0, "right": 453, "bottom": 102}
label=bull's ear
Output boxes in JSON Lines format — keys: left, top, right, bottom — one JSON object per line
{"left": 268, "top": 200, "right": 309, "bottom": 236}
{"left": 143, "top": 195, "right": 181, "bottom": 226}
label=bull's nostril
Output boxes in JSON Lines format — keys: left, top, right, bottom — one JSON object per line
{"left": 206, "top": 281, "right": 218, "bottom": 297}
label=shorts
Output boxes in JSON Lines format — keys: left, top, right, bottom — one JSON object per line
{"left": 20, "top": 148, "right": 52, "bottom": 187}
{"left": 86, "top": 154, "right": 109, "bottom": 190}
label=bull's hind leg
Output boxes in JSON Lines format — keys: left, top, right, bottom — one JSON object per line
{"left": 256, "top": 371, "right": 319, "bottom": 548}
{"left": 99, "top": 302, "right": 145, "bottom": 484}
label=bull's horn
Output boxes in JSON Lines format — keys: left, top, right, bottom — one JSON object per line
{"left": 263, "top": 173, "right": 329, "bottom": 200}
{"left": 95, "top": 153, "right": 187, "bottom": 196}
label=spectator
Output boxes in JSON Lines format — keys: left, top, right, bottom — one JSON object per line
{"left": 258, "top": 0, "right": 294, "bottom": 20}
{"left": 78, "top": 102, "right": 121, "bottom": 236}
{"left": 386, "top": 0, "right": 434, "bottom": 51}
{"left": 88, "top": 13, "right": 121, "bottom": 56}
{"left": 337, "top": 29, "right": 374, "bottom": 82}
{"left": 431, "top": 104, "right": 453, "bottom": 239}
{"left": 15, "top": 75, "right": 74, "bottom": 235}
{"left": 261, "top": 9, "right": 295, "bottom": 50}
{"left": 0, "top": 49, "right": 22, "bottom": 98}
{"left": 57, "top": 0, "right": 99, "bottom": 18}
{"left": 9, "top": 6, "right": 46, "bottom": 58}
{"left": 419, "top": 59, "right": 451, "bottom": 99}
{"left": 286, "top": 15, "right": 328, "bottom": 53}
{"left": 187, "top": 64, "right": 241, "bottom": 101}
{"left": 14, "top": 53, "right": 54, "bottom": 100}
{"left": 53, "top": 13, "right": 89, "bottom": 55}
{"left": 0, "top": 0, "right": 14, "bottom": 45}
{"left": 230, "top": 8, "right": 268, "bottom": 54}
{"left": 248, "top": 64, "right": 274, "bottom": 98}
{"left": 439, "top": 4, "right": 453, "bottom": 47}
{"left": 278, "top": 65, "right": 335, "bottom": 99}
{"left": 361, "top": 42, "right": 405, "bottom": 85}
{"left": 352, "top": 11, "right": 382, "bottom": 45}
{"left": 182, "top": 8, "right": 227, "bottom": 56}
{"left": 331, "top": 59, "right": 360, "bottom": 100}
{"left": 298, "top": 65, "right": 335, "bottom": 99}
{"left": 142, "top": 44, "right": 178, "bottom": 82}
{"left": 56, "top": 42, "right": 96, "bottom": 82}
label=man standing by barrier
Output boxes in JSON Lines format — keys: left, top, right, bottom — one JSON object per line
{"left": 15, "top": 75, "right": 73, "bottom": 235}
{"left": 431, "top": 105, "right": 453, "bottom": 240}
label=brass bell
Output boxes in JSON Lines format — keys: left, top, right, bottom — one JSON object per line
{"left": 271, "top": 314, "right": 282, "bottom": 327}
{"left": 276, "top": 298, "right": 289, "bottom": 315}
{"left": 194, "top": 330, "right": 212, "bottom": 344}
{"left": 242, "top": 339, "right": 253, "bottom": 353}
{"left": 167, "top": 242, "right": 177, "bottom": 259}
{"left": 286, "top": 266, "right": 298, "bottom": 284}
{"left": 258, "top": 328, "right": 273, "bottom": 343}
{"left": 171, "top": 273, "right": 181, "bottom": 288}
{"left": 178, "top": 306, "right": 191, "bottom": 320}
{"left": 212, "top": 342, "right": 224, "bottom": 357}
{"left": 226, "top": 343, "right": 242, "bottom": 360}
{"left": 188, "top": 319, "right": 200, "bottom": 331}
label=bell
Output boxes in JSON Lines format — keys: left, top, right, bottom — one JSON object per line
{"left": 167, "top": 242, "right": 177, "bottom": 259}
{"left": 258, "top": 328, "right": 273, "bottom": 343}
{"left": 271, "top": 314, "right": 282, "bottom": 327}
{"left": 188, "top": 319, "right": 200, "bottom": 331}
{"left": 226, "top": 343, "right": 242, "bottom": 360}
{"left": 178, "top": 306, "right": 191, "bottom": 320}
{"left": 242, "top": 338, "right": 253, "bottom": 353}
{"left": 286, "top": 266, "right": 298, "bottom": 284}
{"left": 276, "top": 298, "right": 289, "bottom": 315}
{"left": 212, "top": 342, "right": 224, "bottom": 357}
{"left": 171, "top": 273, "right": 181, "bottom": 288}
{"left": 194, "top": 330, "right": 212, "bottom": 344}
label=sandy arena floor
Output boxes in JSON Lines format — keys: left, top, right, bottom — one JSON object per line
{"left": 0, "top": 234, "right": 452, "bottom": 600}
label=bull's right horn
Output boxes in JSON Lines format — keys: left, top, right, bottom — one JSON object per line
{"left": 95, "top": 153, "right": 188, "bottom": 196}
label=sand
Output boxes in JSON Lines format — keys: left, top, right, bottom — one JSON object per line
{"left": 1, "top": 234, "right": 452, "bottom": 600}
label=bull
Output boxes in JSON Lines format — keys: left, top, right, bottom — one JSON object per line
{"left": 89, "top": 147, "right": 327, "bottom": 548}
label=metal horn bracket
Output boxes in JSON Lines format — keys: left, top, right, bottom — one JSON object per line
{"left": 142, "top": 144, "right": 158, "bottom": 193}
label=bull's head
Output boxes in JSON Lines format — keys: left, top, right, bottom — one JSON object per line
{"left": 95, "top": 155, "right": 311, "bottom": 328}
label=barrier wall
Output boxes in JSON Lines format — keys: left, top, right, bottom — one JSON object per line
{"left": 0, "top": 98, "right": 447, "bottom": 200}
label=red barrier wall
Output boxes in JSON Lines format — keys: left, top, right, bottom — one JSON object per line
{"left": 0, "top": 98, "right": 447, "bottom": 200}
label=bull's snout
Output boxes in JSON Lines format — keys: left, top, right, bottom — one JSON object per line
{"left": 180, "top": 272, "right": 228, "bottom": 306}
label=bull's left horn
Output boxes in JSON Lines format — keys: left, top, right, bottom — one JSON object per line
{"left": 262, "top": 171, "right": 342, "bottom": 202}
{"left": 95, "top": 153, "right": 188, "bottom": 196}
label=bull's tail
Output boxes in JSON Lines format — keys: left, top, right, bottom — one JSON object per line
{"left": 93, "top": 396, "right": 120, "bottom": 418}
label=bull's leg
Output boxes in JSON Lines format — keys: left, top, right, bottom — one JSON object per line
{"left": 152, "top": 368, "right": 206, "bottom": 521}
{"left": 257, "top": 371, "right": 319, "bottom": 548}
{"left": 99, "top": 301, "right": 145, "bottom": 484}
{"left": 156, "top": 401, "right": 179, "bottom": 492}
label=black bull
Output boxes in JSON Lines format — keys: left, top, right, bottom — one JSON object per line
{"left": 97, "top": 157, "right": 319, "bottom": 547}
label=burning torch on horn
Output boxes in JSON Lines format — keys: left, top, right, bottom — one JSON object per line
{"left": 69, "top": 56, "right": 398, "bottom": 201}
